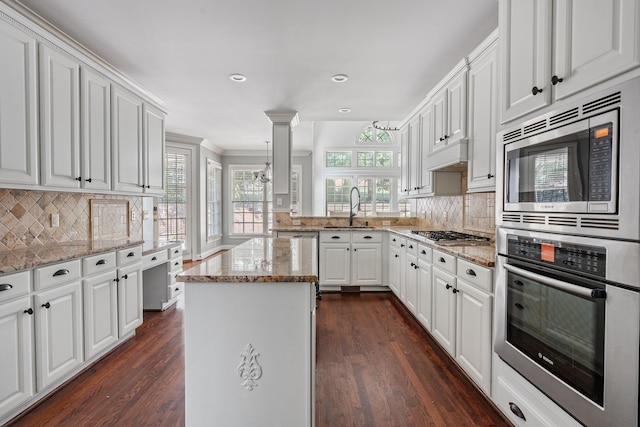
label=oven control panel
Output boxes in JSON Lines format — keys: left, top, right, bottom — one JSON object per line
{"left": 507, "top": 234, "right": 606, "bottom": 278}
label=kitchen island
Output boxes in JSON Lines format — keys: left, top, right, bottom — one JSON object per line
{"left": 178, "top": 237, "right": 318, "bottom": 427}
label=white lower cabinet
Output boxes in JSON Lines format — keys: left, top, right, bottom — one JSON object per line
{"left": 83, "top": 270, "right": 118, "bottom": 359}
{"left": 415, "top": 245, "right": 433, "bottom": 331}
{"left": 0, "top": 296, "right": 34, "bottom": 416}
{"left": 117, "top": 263, "right": 143, "bottom": 338}
{"left": 34, "top": 281, "right": 83, "bottom": 391}
{"left": 319, "top": 231, "right": 382, "bottom": 287}
{"left": 431, "top": 267, "right": 457, "bottom": 356}
{"left": 388, "top": 244, "right": 401, "bottom": 296}
{"left": 405, "top": 244, "right": 419, "bottom": 315}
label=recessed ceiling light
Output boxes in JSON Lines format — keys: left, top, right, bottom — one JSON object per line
{"left": 229, "top": 74, "right": 247, "bottom": 82}
{"left": 338, "top": 108, "right": 351, "bottom": 113}
{"left": 331, "top": 74, "right": 349, "bottom": 83}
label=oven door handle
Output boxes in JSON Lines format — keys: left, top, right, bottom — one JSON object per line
{"left": 504, "top": 264, "right": 606, "bottom": 299}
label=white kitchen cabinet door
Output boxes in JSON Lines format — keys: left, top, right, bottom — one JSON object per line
{"left": 408, "top": 118, "right": 420, "bottom": 195}
{"left": 0, "top": 296, "right": 34, "bottom": 417}
{"left": 499, "top": 0, "right": 552, "bottom": 123}
{"left": 399, "top": 125, "right": 410, "bottom": 195}
{"left": 431, "top": 268, "right": 457, "bottom": 356}
{"left": 352, "top": 244, "right": 382, "bottom": 286}
{"left": 117, "top": 263, "right": 143, "bottom": 337}
{"left": 416, "top": 260, "right": 432, "bottom": 332}
{"left": 446, "top": 70, "right": 468, "bottom": 146}
{"left": 112, "top": 85, "right": 143, "bottom": 193}
{"left": 553, "top": 0, "right": 640, "bottom": 101}
{"left": 83, "top": 270, "right": 118, "bottom": 360}
{"left": 467, "top": 39, "right": 498, "bottom": 192}
{"left": 81, "top": 67, "right": 111, "bottom": 191}
{"left": 418, "top": 104, "right": 434, "bottom": 195}
{"left": 143, "top": 104, "right": 165, "bottom": 195}
{"left": 39, "top": 45, "right": 81, "bottom": 188}
{"left": 0, "top": 20, "right": 38, "bottom": 186}
{"left": 319, "top": 244, "right": 350, "bottom": 286}
{"left": 35, "top": 281, "right": 83, "bottom": 391}
{"left": 431, "top": 90, "right": 448, "bottom": 152}
{"left": 455, "top": 280, "right": 492, "bottom": 394}
{"left": 404, "top": 252, "right": 418, "bottom": 315}
{"left": 388, "top": 245, "right": 401, "bottom": 296}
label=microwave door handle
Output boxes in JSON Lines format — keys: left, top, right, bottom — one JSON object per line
{"left": 503, "top": 264, "right": 606, "bottom": 300}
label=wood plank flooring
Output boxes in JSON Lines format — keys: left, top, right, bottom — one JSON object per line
{"left": 7, "top": 292, "right": 510, "bottom": 427}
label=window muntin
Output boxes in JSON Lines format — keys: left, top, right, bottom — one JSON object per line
{"left": 357, "top": 152, "right": 374, "bottom": 167}
{"left": 325, "top": 176, "right": 406, "bottom": 217}
{"left": 326, "top": 151, "right": 352, "bottom": 167}
{"left": 357, "top": 125, "right": 393, "bottom": 144}
{"left": 325, "top": 177, "right": 352, "bottom": 213}
{"left": 206, "top": 159, "right": 222, "bottom": 240}
{"left": 231, "top": 167, "right": 272, "bottom": 235}
{"left": 158, "top": 152, "right": 188, "bottom": 244}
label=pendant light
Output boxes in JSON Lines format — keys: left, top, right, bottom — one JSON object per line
{"left": 253, "top": 141, "right": 272, "bottom": 184}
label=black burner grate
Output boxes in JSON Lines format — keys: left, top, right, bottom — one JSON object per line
{"left": 411, "top": 230, "right": 490, "bottom": 242}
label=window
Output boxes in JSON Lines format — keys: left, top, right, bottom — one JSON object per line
{"left": 158, "top": 151, "right": 188, "bottom": 244}
{"left": 357, "top": 125, "right": 393, "bottom": 144}
{"left": 357, "top": 151, "right": 393, "bottom": 167}
{"left": 231, "top": 167, "right": 272, "bottom": 235}
{"left": 325, "top": 176, "right": 404, "bottom": 217}
{"left": 326, "top": 151, "right": 351, "bottom": 167}
{"left": 325, "top": 177, "right": 352, "bottom": 213}
{"left": 206, "top": 159, "right": 222, "bottom": 240}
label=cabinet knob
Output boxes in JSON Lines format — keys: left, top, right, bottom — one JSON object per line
{"left": 353, "top": 248, "right": 356, "bottom": 252}
{"left": 439, "top": 136, "right": 445, "bottom": 142}
{"left": 410, "top": 262, "right": 415, "bottom": 267}
{"left": 175, "top": 287, "right": 179, "bottom": 292}
{"left": 140, "top": 184, "right": 146, "bottom": 188}
{"left": 452, "top": 288, "right": 459, "bottom": 294}
{"left": 75, "top": 176, "right": 82, "bottom": 181}
{"left": 439, "top": 257, "right": 446, "bottom": 263}
{"left": 114, "top": 278, "right": 120, "bottom": 283}
{"left": 123, "top": 274, "right": 128, "bottom": 279}
{"left": 42, "top": 302, "right": 51, "bottom": 309}
{"left": 487, "top": 173, "right": 494, "bottom": 179}
{"left": 444, "top": 135, "right": 449, "bottom": 139}
{"left": 395, "top": 254, "right": 399, "bottom": 258}
{"left": 414, "top": 265, "right": 419, "bottom": 270}
{"left": 347, "top": 248, "right": 350, "bottom": 251}
{"left": 445, "top": 284, "right": 452, "bottom": 290}
{"left": 24, "top": 308, "right": 34, "bottom": 315}
{"left": 401, "top": 244, "right": 405, "bottom": 248}
{"left": 551, "top": 75, "right": 564, "bottom": 85}
{"left": 531, "top": 86, "right": 543, "bottom": 95}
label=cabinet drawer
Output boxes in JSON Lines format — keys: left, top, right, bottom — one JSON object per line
{"left": 117, "top": 246, "right": 142, "bottom": 266}
{"left": 405, "top": 239, "right": 418, "bottom": 256}
{"left": 494, "top": 375, "right": 547, "bottom": 427}
{"left": 351, "top": 232, "right": 382, "bottom": 243}
{"left": 319, "top": 232, "right": 350, "bottom": 243}
{"left": 83, "top": 252, "right": 117, "bottom": 277}
{"left": 457, "top": 259, "right": 492, "bottom": 293}
{"left": 169, "top": 257, "right": 183, "bottom": 274}
{"left": 168, "top": 280, "right": 183, "bottom": 299}
{"left": 432, "top": 250, "right": 456, "bottom": 274}
{"left": 390, "top": 235, "right": 405, "bottom": 249}
{"left": 142, "top": 250, "right": 168, "bottom": 270}
{"left": 34, "top": 259, "right": 81, "bottom": 290}
{"left": 0, "top": 270, "right": 31, "bottom": 303}
{"left": 418, "top": 244, "right": 432, "bottom": 262}
{"left": 168, "top": 245, "right": 182, "bottom": 259}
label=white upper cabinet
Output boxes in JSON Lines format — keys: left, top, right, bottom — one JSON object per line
{"left": 500, "top": 0, "right": 640, "bottom": 123}
{"left": 418, "top": 104, "right": 434, "bottom": 195}
{"left": 467, "top": 32, "right": 498, "bottom": 192}
{"left": 81, "top": 67, "right": 111, "bottom": 191}
{"left": 112, "top": 85, "right": 144, "bottom": 193}
{"left": 445, "top": 71, "right": 468, "bottom": 147}
{"left": 431, "top": 89, "right": 448, "bottom": 153}
{"left": 500, "top": 0, "right": 552, "bottom": 123}
{"left": 39, "top": 45, "right": 81, "bottom": 188}
{"left": 399, "top": 125, "right": 410, "bottom": 195}
{"left": 408, "top": 118, "right": 420, "bottom": 195}
{"left": 143, "top": 104, "right": 165, "bottom": 195}
{"left": 553, "top": 0, "right": 640, "bottom": 101}
{"left": 0, "top": 19, "right": 38, "bottom": 186}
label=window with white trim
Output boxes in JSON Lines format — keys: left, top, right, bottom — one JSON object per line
{"left": 230, "top": 166, "right": 272, "bottom": 235}
{"left": 206, "top": 159, "right": 222, "bottom": 240}
{"left": 158, "top": 151, "right": 189, "bottom": 245}
{"left": 357, "top": 125, "right": 393, "bottom": 144}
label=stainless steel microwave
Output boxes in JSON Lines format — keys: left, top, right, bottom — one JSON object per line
{"left": 496, "top": 76, "right": 640, "bottom": 242}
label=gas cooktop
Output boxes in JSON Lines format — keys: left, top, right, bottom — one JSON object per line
{"left": 411, "top": 230, "right": 491, "bottom": 244}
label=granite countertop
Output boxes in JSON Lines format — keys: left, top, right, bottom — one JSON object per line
{"left": 178, "top": 237, "right": 318, "bottom": 283}
{"left": 142, "top": 240, "right": 182, "bottom": 255}
{"left": 0, "top": 239, "right": 144, "bottom": 275}
{"left": 274, "top": 226, "right": 495, "bottom": 267}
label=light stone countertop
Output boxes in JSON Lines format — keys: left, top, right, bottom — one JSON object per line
{"left": 178, "top": 237, "right": 318, "bottom": 283}
{"left": 0, "top": 239, "right": 144, "bottom": 275}
{"left": 142, "top": 240, "right": 182, "bottom": 255}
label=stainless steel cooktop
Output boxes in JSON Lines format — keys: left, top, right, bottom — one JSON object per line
{"left": 411, "top": 230, "right": 491, "bottom": 244}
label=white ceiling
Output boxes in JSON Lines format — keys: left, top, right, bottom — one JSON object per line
{"left": 14, "top": 0, "right": 498, "bottom": 152}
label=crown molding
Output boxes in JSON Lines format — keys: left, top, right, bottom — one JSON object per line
{"left": 264, "top": 110, "right": 300, "bottom": 126}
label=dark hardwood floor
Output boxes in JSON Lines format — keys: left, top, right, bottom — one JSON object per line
{"left": 7, "top": 292, "right": 510, "bottom": 427}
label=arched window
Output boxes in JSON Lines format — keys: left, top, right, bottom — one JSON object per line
{"left": 357, "top": 125, "right": 393, "bottom": 144}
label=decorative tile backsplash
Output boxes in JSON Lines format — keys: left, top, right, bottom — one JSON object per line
{"left": 90, "top": 200, "right": 130, "bottom": 240}
{"left": 415, "top": 191, "right": 495, "bottom": 235}
{"left": 0, "top": 189, "right": 142, "bottom": 251}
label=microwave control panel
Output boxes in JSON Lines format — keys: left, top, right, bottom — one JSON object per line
{"left": 589, "top": 122, "right": 613, "bottom": 202}
{"left": 507, "top": 234, "right": 606, "bottom": 278}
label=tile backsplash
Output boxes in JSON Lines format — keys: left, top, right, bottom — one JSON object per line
{"left": 0, "top": 189, "right": 142, "bottom": 251}
{"left": 415, "top": 191, "right": 495, "bottom": 236}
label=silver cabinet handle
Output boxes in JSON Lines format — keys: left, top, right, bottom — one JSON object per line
{"left": 53, "top": 269, "right": 69, "bottom": 277}
{"left": 0, "top": 283, "right": 13, "bottom": 291}
{"left": 96, "top": 259, "right": 108, "bottom": 265}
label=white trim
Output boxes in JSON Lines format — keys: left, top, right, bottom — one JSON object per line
{"left": 228, "top": 164, "right": 272, "bottom": 237}
{"left": 193, "top": 244, "right": 230, "bottom": 261}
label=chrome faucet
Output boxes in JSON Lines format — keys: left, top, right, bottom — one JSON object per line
{"left": 349, "top": 186, "right": 360, "bottom": 226}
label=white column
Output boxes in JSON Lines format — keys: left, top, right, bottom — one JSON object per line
{"left": 264, "top": 110, "right": 299, "bottom": 212}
